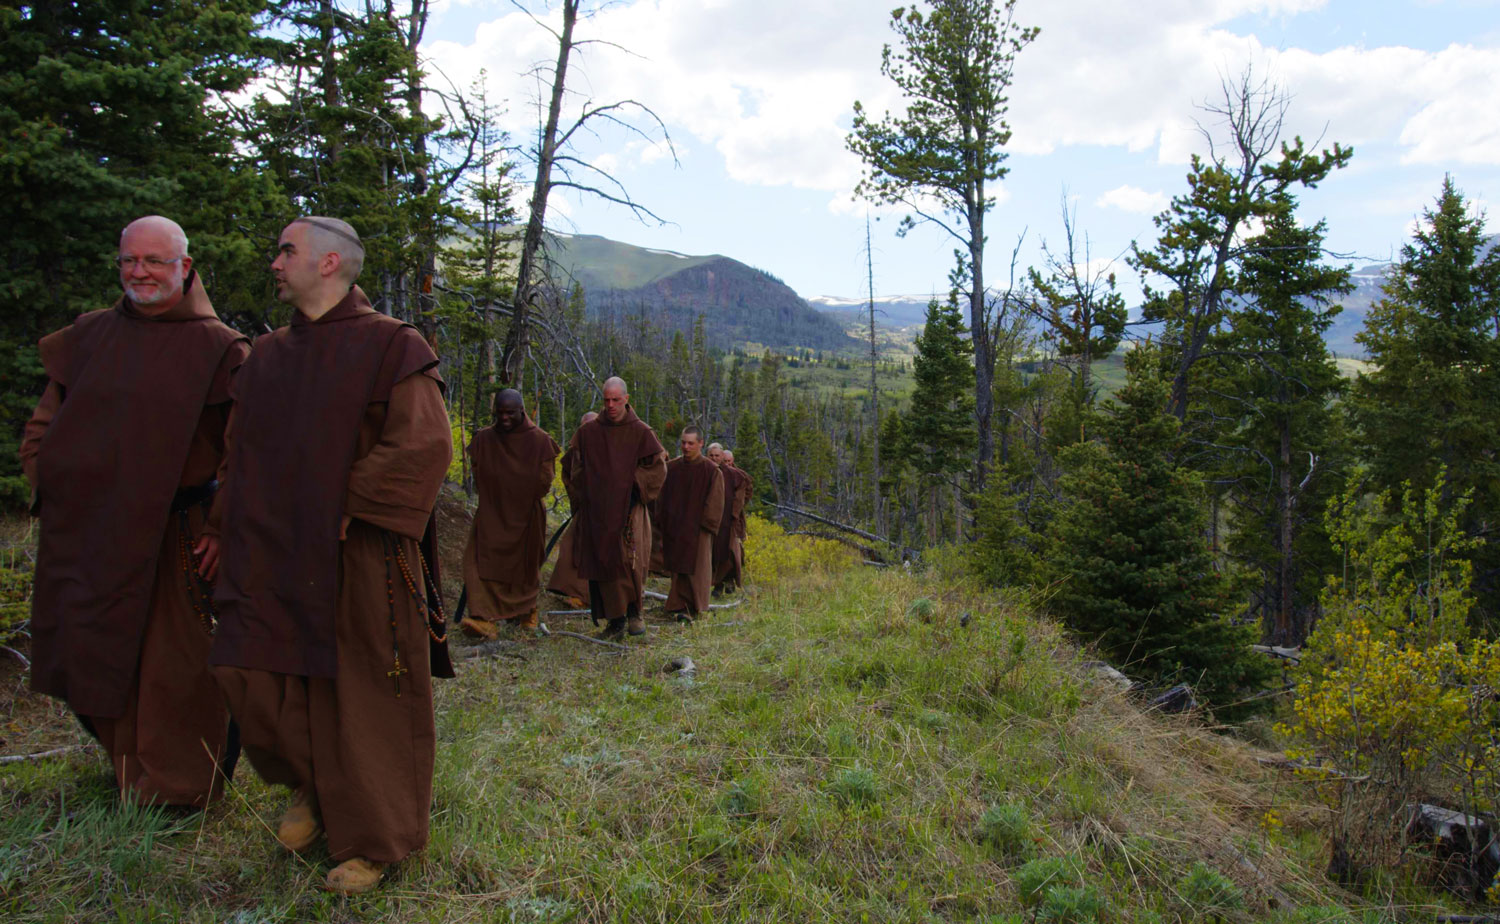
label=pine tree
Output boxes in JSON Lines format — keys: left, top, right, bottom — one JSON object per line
{"left": 1129, "top": 72, "right": 1350, "bottom": 422}
{"left": 904, "top": 297, "right": 977, "bottom": 540}
{"left": 1209, "top": 194, "right": 1351, "bottom": 644}
{"left": 905, "top": 298, "right": 977, "bottom": 480}
{"left": 1351, "top": 176, "right": 1500, "bottom": 620}
{"left": 848, "top": 0, "right": 1037, "bottom": 488}
{"left": 1048, "top": 347, "right": 1272, "bottom": 711}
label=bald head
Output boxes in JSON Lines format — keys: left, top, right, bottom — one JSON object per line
{"left": 493, "top": 388, "right": 525, "bottom": 432}
{"left": 723, "top": 450, "right": 735, "bottom": 465}
{"left": 580, "top": 411, "right": 598, "bottom": 425}
{"left": 601, "top": 377, "right": 629, "bottom": 422}
{"left": 118, "top": 215, "right": 192, "bottom": 312}
{"left": 272, "top": 217, "right": 367, "bottom": 318}
{"left": 707, "top": 442, "right": 725, "bottom": 465}
{"left": 294, "top": 217, "right": 364, "bottom": 282}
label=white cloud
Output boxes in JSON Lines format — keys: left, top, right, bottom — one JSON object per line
{"left": 1096, "top": 185, "right": 1170, "bottom": 214}
{"left": 422, "top": 0, "right": 1500, "bottom": 209}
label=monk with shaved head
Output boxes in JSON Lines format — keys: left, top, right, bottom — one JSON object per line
{"left": 724, "top": 450, "right": 753, "bottom": 587}
{"left": 709, "top": 444, "right": 747, "bottom": 594}
{"left": 210, "top": 216, "right": 453, "bottom": 894}
{"left": 545, "top": 411, "right": 598, "bottom": 606}
{"left": 562, "top": 378, "right": 667, "bottom": 636}
{"left": 659, "top": 426, "right": 725, "bottom": 622}
{"left": 460, "top": 390, "right": 560, "bottom": 638}
{"left": 23, "top": 215, "right": 250, "bottom": 808}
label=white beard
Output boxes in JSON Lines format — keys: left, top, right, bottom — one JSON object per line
{"left": 126, "top": 281, "right": 177, "bottom": 306}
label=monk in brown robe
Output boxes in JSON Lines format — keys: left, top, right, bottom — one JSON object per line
{"left": 707, "top": 443, "right": 746, "bottom": 594}
{"left": 545, "top": 411, "right": 596, "bottom": 606}
{"left": 209, "top": 217, "right": 452, "bottom": 895}
{"left": 23, "top": 216, "right": 249, "bottom": 808}
{"left": 725, "top": 449, "right": 754, "bottom": 584}
{"left": 659, "top": 426, "right": 725, "bottom": 623}
{"left": 648, "top": 495, "right": 668, "bottom": 576}
{"left": 460, "top": 389, "right": 560, "bottom": 638}
{"left": 562, "top": 377, "right": 667, "bottom": 637}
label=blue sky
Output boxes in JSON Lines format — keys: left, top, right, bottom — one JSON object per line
{"left": 422, "top": 1, "right": 1500, "bottom": 303}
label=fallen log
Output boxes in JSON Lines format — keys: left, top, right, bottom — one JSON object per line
{"left": 771, "top": 503, "right": 883, "bottom": 543}
{"left": 539, "top": 623, "right": 629, "bottom": 652}
{"left": 769, "top": 503, "right": 916, "bottom": 561}
{"left": 1251, "top": 644, "right": 1302, "bottom": 664}
{"left": 1255, "top": 756, "right": 1370, "bottom": 782}
{"left": 1, "top": 645, "right": 29, "bottom": 669}
{"left": 786, "top": 528, "right": 885, "bottom": 562}
{"left": 452, "top": 639, "right": 527, "bottom": 661}
{"left": 0, "top": 745, "right": 84, "bottom": 765}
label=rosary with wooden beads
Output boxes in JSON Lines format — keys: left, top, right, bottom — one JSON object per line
{"left": 381, "top": 530, "right": 448, "bottom": 696}
{"left": 177, "top": 509, "right": 216, "bottom": 634}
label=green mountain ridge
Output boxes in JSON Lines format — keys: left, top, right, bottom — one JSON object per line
{"left": 542, "top": 233, "right": 858, "bottom": 352}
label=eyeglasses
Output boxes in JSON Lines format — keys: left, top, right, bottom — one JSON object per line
{"left": 116, "top": 256, "right": 182, "bottom": 271}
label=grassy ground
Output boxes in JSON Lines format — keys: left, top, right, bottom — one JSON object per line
{"left": 1, "top": 527, "right": 1383, "bottom": 923}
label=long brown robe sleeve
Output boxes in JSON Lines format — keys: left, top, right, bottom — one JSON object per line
{"left": 345, "top": 374, "right": 452, "bottom": 540}
{"left": 20, "top": 381, "right": 62, "bottom": 491}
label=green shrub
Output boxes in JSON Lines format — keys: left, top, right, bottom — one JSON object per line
{"left": 977, "top": 802, "right": 1034, "bottom": 860}
{"left": 1013, "top": 857, "right": 1077, "bottom": 906}
{"left": 1040, "top": 885, "right": 1105, "bottom": 924}
{"left": 1178, "top": 861, "right": 1243, "bottom": 919}
{"left": 827, "top": 766, "right": 879, "bottom": 808}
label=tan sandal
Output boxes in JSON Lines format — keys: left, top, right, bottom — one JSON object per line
{"left": 324, "top": 856, "right": 386, "bottom": 894}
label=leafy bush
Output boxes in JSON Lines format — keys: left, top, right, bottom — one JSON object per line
{"left": 0, "top": 476, "right": 30, "bottom": 514}
{"left": 1282, "top": 474, "right": 1500, "bottom": 883}
{"left": 743, "top": 514, "right": 856, "bottom": 588}
{"left": 0, "top": 555, "right": 32, "bottom": 644}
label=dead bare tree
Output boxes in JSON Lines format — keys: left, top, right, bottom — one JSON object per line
{"left": 1129, "top": 66, "right": 1350, "bottom": 421}
{"left": 498, "top": 0, "right": 677, "bottom": 388}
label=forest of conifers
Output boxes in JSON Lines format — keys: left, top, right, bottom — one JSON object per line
{"left": 4, "top": 1, "right": 1498, "bottom": 720}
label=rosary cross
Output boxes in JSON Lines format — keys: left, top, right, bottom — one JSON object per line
{"left": 387, "top": 657, "right": 409, "bottom": 697}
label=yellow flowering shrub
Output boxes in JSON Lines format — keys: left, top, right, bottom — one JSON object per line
{"left": 448, "top": 421, "right": 473, "bottom": 484}
{"left": 1281, "top": 472, "right": 1498, "bottom": 884}
{"left": 742, "top": 513, "right": 858, "bottom": 588}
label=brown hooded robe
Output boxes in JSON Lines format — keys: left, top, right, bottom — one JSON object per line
{"left": 461, "top": 418, "right": 560, "bottom": 623}
{"left": 712, "top": 463, "right": 747, "bottom": 589}
{"left": 22, "top": 275, "right": 249, "bottom": 806}
{"left": 730, "top": 465, "right": 753, "bottom": 581}
{"left": 210, "top": 287, "right": 452, "bottom": 865}
{"left": 562, "top": 406, "right": 666, "bottom": 622}
{"left": 659, "top": 455, "right": 724, "bottom": 616}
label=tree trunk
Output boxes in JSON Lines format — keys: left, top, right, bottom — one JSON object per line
{"left": 866, "top": 216, "right": 882, "bottom": 536}
{"left": 970, "top": 222, "right": 994, "bottom": 491}
{"left": 1277, "top": 413, "right": 1294, "bottom": 644}
{"left": 406, "top": 0, "right": 435, "bottom": 338}
{"left": 501, "top": 0, "right": 577, "bottom": 385}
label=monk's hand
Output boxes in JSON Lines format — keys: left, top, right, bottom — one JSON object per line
{"left": 194, "top": 534, "right": 221, "bottom": 581}
{"left": 339, "top": 514, "right": 352, "bottom": 541}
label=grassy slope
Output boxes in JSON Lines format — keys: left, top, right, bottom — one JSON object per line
{"left": 0, "top": 531, "right": 1364, "bottom": 923}
{"left": 548, "top": 234, "right": 719, "bottom": 292}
